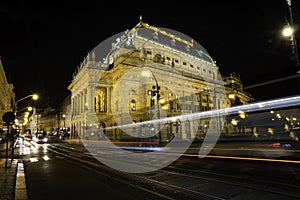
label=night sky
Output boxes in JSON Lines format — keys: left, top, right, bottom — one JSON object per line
{"left": 1, "top": 0, "right": 300, "bottom": 109}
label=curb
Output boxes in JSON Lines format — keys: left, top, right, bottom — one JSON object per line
{"left": 15, "top": 160, "right": 28, "bottom": 200}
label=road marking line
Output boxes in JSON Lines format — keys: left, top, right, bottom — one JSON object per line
{"left": 15, "top": 161, "right": 28, "bottom": 200}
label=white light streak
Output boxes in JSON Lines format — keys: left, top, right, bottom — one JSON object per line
{"left": 29, "top": 157, "right": 38, "bottom": 162}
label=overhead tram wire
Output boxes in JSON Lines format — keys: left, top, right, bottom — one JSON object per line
{"left": 244, "top": 74, "right": 300, "bottom": 90}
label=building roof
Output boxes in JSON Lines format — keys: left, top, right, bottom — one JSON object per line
{"left": 133, "top": 17, "right": 214, "bottom": 64}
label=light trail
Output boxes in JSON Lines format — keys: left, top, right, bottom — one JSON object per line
{"left": 103, "top": 94, "right": 300, "bottom": 130}
{"left": 202, "top": 155, "right": 300, "bottom": 164}
{"left": 244, "top": 74, "right": 300, "bottom": 90}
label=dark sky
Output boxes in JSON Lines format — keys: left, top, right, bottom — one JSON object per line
{"left": 1, "top": 0, "right": 300, "bottom": 108}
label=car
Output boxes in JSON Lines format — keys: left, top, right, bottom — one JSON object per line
{"left": 59, "top": 131, "right": 70, "bottom": 140}
{"left": 36, "top": 133, "right": 48, "bottom": 144}
{"left": 24, "top": 133, "right": 33, "bottom": 141}
{"left": 45, "top": 133, "right": 59, "bottom": 143}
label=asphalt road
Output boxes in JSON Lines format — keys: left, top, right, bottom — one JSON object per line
{"left": 21, "top": 143, "right": 166, "bottom": 200}
{"left": 9, "top": 139, "right": 300, "bottom": 200}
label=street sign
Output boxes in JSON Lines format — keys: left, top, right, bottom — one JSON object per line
{"left": 2, "top": 111, "right": 15, "bottom": 124}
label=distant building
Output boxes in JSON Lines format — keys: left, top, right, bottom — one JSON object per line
{"left": 68, "top": 18, "right": 254, "bottom": 142}
{"left": 29, "top": 95, "right": 71, "bottom": 135}
{"left": 223, "top": 72, "right": 254, "bottom": 106}
{"left": 222, "top": 73, "right": 255, "bottom": 135}
{"left": 58, "top": 94, "right": 71, "bottom": 133}
{"left": 0, "top": 58, "right": 15, "bottom": 129}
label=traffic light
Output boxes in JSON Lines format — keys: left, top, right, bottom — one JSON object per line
{"left": 151, "top": 92, "right": 157, "bottom": 100}
{"left": 150, "top": 91, "right": 155, "bottom": 106}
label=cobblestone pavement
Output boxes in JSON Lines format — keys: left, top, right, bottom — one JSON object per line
{"left": 0, "top": 142, "right": 28, "bottom": 200}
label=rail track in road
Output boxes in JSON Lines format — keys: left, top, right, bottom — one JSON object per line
{"left": 47, "top": 142, "right": 300, "bottom": 200}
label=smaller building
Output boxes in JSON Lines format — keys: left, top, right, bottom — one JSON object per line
{"left": 28, "top": 95, "right": 71, "bottom": 137}
{"left": 223, "top": 72, "right": 254, "bottom": 106}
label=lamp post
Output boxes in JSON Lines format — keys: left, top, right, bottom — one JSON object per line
{"left": 14, "top": 94, "right": 39, "bottom": 113}
{"left": 12, "top": 94, "right": 38, "bottom": 161}
{"left": 283, "top": 0, "right": 300, "bottom": 72}
{"left": 14, "top": 94, "right": 38, "bottom": 133}
{"left": 62, "top": 114, "right": 66, "bottom": 128}
{"left": 15, "top": 106, "right": 33, "bottom": 133}
{"left": 142, "top": 70, "right": 162, "bottom": 146}
{"left": 14, "top": 94, "right": 38, "bottom": 134}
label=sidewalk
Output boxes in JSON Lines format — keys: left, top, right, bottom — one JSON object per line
{"left": 0, "top": 142, "right": 28, "bottom": 200}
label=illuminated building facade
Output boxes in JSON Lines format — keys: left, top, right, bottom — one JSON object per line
{"left": 0, "top": 59, "right": 15, "bottom": 129}
{"left": 68, "top": 18, "right": 253, "bottom": 142}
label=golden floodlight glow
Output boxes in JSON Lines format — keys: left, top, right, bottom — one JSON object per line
{"left": 238, "top": 110, "right": 246, "bottom": 119}
{"left": 228, "top": 94, "right": 235, "bottom": 99}
{"left": 231, "top": 119, "right": 239, "bottom": 125}
{"left": 158, "top": 98, "right": 165, "bottom": 104}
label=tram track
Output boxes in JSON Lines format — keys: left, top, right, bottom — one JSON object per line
{"left": 47, "top": 142, "right": 300, "bottom": 199}
{"left": 48, "top": 143, "right": 223, "bottom": 199}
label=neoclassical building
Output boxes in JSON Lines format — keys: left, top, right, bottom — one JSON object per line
{"left": 0, "top": 58, "right": 15, "bottom": 129}
{"left": 68, "top": 18, "right": 253, "bottom": 143}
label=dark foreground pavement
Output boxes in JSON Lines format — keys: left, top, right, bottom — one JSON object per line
{"left": 0, "top": 142, "right": 28, "bottom": 200}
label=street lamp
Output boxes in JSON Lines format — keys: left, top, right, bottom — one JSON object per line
{"left": 14, "top": 94, "right": 38, "bottom": 130}
{"left": 283, "top": 0, "right": 300, "bottom": 72}
{"left": 11, "top": 94, "right": 38, "bottom": 161}
{"left": 62, "top": 114, "right": 66, "bottom": 128}
{"left": 14, "top": 106, "right": 33, "bottom": 131}
{"left": 142, "top": 70, "right": 162, "bottom": 146}
{"left": 14, "top": 94, "right": 39, "bottom": 113}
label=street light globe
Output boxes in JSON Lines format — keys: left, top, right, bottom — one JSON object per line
{"left": 282, "top": 26, "right": 293, "bottom": 37}
{"left": 32, "top": 94, "right": 38, "bottom": 100}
